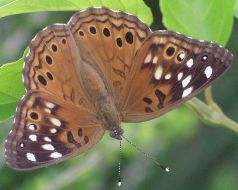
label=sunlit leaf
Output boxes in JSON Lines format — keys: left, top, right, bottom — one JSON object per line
{"left": 234, "top": 0, "right": 238, "bottom": 18}
{"left": 0, "top": 0, "right": 152, "bottom": 25}
{"left": 160, "top": 0, "right": 235, "bottom": 45}
{"left": 0, "top": 56, "right": 25, "bottom": 122}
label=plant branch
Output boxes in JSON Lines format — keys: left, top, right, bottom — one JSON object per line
{"left": 187, "top": 97, "right": 238, "bottom": 133}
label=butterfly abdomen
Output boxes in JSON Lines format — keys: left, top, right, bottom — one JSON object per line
{"left": 79, "top": 59, "right": 122, "bottom": 139}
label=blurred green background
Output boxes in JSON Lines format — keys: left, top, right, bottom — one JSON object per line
{"left": 0, "top": 0, "right": 238, "bottom": 190}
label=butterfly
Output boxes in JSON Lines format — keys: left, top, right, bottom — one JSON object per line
{"left": 4, "top": 7, "right": 233, "bottom": 170}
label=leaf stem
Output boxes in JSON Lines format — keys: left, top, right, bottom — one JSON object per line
{"left": 187, "top": 97, "right": 238, "bottom": 133}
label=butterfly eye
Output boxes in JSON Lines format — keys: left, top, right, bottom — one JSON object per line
{"left": 201, "top": 55, "right": 208, "bottom": 61}
{"left": 177, "top": 51, "right": 186, "bottom": 62}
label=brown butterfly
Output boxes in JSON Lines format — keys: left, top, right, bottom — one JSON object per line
{"left": 5, "top": 7, "right": 233, "bottom": 170}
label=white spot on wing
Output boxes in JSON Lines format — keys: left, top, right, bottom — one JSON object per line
{"left": 144, "top": 53, "right": 152, "bottom": 64}
{"left": 20, "top": 143, "right": 24, "bottom": 148}
{"left": 28, "top": 124, "right": 36, "bottom": 131}
{"left": 154, "top": 66, "right": 163, "bottom": 80}
{"left": 182, "top": 75, "right": 192, "bottom": 87}
{"left": 29, "top": 134, "right": 37, "bottom": 142}
{"left": 46, "top": 102, "right": 55, "bottom": 109}
{"left": 42, "top": 144, "right": 55, "bottom": 151}
{"left": 50, "top": 152, "right": 62, "bottom": 159}
{"left": 178, "top": 52, "right": 185, "bottom": 60}
{"left": 164, "top": 73, "right": 172, "bottom": 80}
{"left": 177, "top": 72, "right": 183, "bottom": 81}
{"left": 182, "top": 87, "right": 193, "bottom": 98}
{"left": 152, "top": 56, "right": 158, "bottom": 64}
{"left": 186, "top": 58, "right": 193, "bottom": 68}
{"left": 50, "top": 128, "right": 57, "bottom": 134}
{"left": 44, "top": 108, "right": 51, "bottom": 113}
{"left": 204, "top": 66, "right": 213, "bottom": 78}
{"left": 44, "top": 137, "right": 52, "bottom": 142}
{"left": 50, "top": 118, "right": 61, "bottom": 127}
{"left": 26, "top": 153, "right": 36, "bottom": 162}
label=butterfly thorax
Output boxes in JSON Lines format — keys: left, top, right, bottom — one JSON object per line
{"left": 80, "top": 61, "right": 123, "bottom": 140}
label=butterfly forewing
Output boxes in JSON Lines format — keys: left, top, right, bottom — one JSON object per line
{"left": 121, "top": 31, "right": 233, "bottom": 122}
{"left": 68, "top": 7, "right": 151, "bottom": 107}
{"left": 5, "top": 90, "right": 105, "bottom": 170}
{"left": 24, "top": 24, "right": 92, "bottom": 110}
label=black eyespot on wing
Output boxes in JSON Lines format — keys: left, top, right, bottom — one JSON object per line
{"left": 37, "top": 75, "right": 47, "bottom": 85}
{"left": 79, "top": 31, "right": 84, "bottom": 36}
{"left": 166, "top": 47, "right": 175, "bottom": 56}
{"left": 145, "top": 107, "right": 153, "bottom": 112}
{"left": 51, "top": 44, "right": 57, "bottom": 52}
{"left": 67, "top": 131, "right": 81, "bottom": 148}
{"left": 116, "top": 37, "right": 122, "bottom": 47}
{"left": 62, "top": 38, "right": 66, "bottom": 44}
{"left": 46, "top": 72, "right": 53, "bottom": 80}
{"left": 89, "top": 26, "right": 97, "bottom": 34}
{"left": 45, "top": 55, "right": 52, "bottom": 65}
{"left": 143, "top": 97, "right": 152, "bottom": 104}
{"left": 30, "top": 112, "right": 39, "bottom": 120}
{"left": 103, "top": 28, "right": 110, "bottom": 37}
{"left": 125, "top": 32, "right": 133, "bottom": 44}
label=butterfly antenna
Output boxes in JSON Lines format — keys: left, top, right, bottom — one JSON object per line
{"left": 121, "top": 135, "right": 170, "bottom": 173}
{"left": 118, "top": 140, "right": 122, "bottom": 187}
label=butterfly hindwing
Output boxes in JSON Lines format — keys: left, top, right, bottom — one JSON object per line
{"left": 121, "top": 31, "right": 233, "bottom": 122}
{"left": 5, "top": 90, "right": 105, "bottom": 170}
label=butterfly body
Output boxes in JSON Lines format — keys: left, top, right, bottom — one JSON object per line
{"left": 4, "top": 7, "right": 233, "bottom": 170}
{"left": 79, "top": 56, "right": 122, "bottom": 139}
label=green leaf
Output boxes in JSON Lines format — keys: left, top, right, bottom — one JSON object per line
{"left": 0, "top": 0, "right": 152, "bottom": 25}
{"left": 0, "top": 55, "right": 25, "bottom": 122}
{"left": 160, "top": 0, "right": 236, "bottom": 46}
{"left": 234, "top": 0, "right": 238, "bottom": 18}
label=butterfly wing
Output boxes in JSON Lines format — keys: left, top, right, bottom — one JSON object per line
{"left": 120, "top": 31, "right": 234, "bottom": 122}
{"left": 24, "top": 24, "right": 92, "bottom": 110}
{"left": 5, "top": 90, "right": 105, "bottom": 170}
{"left": 5, "top": 17, "right": 108, "bottom": 170}
{"left": 68, "top": 7, "right": 151, "bottom": 107}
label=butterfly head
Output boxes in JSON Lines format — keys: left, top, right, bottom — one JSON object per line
{"left": 109, "top": 127, "right": 124, "bottom": 140}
